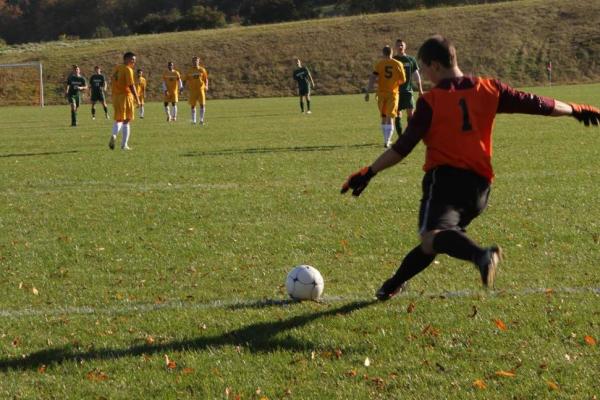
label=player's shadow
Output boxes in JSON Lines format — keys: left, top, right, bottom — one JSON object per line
{"left": 182, "top": 143, "right": 378, "bottom": 157}
{"left": 0, "top": 300, "right": 376, "bottom": 372}
{"left": 0, "top": 150, "right": 79, "bottom": 158}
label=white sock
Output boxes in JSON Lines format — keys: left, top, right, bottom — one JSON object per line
{"left": 385, "top": 124, "right": 394, "bottom": 144}
{"left": 172, "top": 105, "right": 177, "bottom": 119}
{"left": 112, "top": 122, "right": 122, "bottom": 136}
{"left": 200, "top": 106, "right": 205, "bottom": 122}
{"left": 191, "top": 108, "right": 196, "bottom": 123}
{"left": 140, "top": 106, "right": 144, "bottom": 118}
{"left": 121, "top": 124, "right": 130, "bottom": 148}
{"left": 164, "top": 106, "right": 170, "bottom": 118}
{"left": 381, "top": 124, "right": 387, "bottom": 143}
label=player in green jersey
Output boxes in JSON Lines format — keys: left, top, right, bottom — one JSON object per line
{"left": 65, "top": 65, "right": 88, "bottom": 127}
{"left": 89, "top": 66, "right": 109, "bottom": 120}
{"left": 293, "top": 59, "right": 315, "bottom": 114}
{"left": 393, "top": 39, "right": 423, "bottom": 135}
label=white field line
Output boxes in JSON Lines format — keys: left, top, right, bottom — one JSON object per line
{"left": 1, "top": 286, "right": 599, "bottom": 319}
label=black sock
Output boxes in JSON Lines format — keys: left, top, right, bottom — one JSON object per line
{"left": 306, "top": 99, "right": 311, "bottom": 111}
{"left": 432, "top": 230, "right": 485, "bottom": 262}
{"left": 395, "top": 117, "right": 402, "bottom": 134}
{"left": 300, "top": 100, "right": 304, "bottom": 112}
{"left": 390, "top": 245, "right": 436, "bottom": 285}
{"left": 103, "top": 105, "right": 108, "bottom": 114}
{"left": 71, "top": 110, "right": 76, "bottom": 125}
{"left": 92, "top": 108, "right": 96, "bottom": 117}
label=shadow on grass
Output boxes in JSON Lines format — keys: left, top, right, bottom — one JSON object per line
{"left": 182, "top": 143, "right": 378, "bottom": 157}
{"left": 0, "top": 150, "right": 79, "bottom": 158}
{"left": 0, "top": 300, "right": 376, "bottom": 371}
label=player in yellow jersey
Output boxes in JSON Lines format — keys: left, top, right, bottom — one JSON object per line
{"left": 136, "top": 69, "right": 147, "bottom": 119}
{"left": 364, "top": 45, "right": 406, "bottom": 147}
{"left": 162, "top": 61, "right": 183, "bottom": 122}
{"left": 109, "top": 52, "right": 140, "bottom": 151}
{"left": 183, "top": 56, "right": 209, "bottom": 125}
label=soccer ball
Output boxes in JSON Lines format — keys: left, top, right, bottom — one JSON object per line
{"left": 285, "top": 265, "right": 324, "bottom": 301}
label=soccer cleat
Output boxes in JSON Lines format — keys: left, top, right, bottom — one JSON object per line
{"left": 121, "top": 145, "right": 131, "bottom": 150}
{"left": 108, "top": 135, "right": 116, "bottom": 150}
{"left": 92, "top": 116, "right": 96, "bottom": 120}
{"left": 306, "top": 110, "right": 312, "bottom": 114}
{"left": 105, "top": 114, "right": 109, "bottom": 120}
{"left": 166, "top": 116, "right": 171, "bottom": 122}
{"left": 375, "top": 278, "right": 407, "bottom": 301}
{"left": 476, "top": 246, "right": 502, "bottom": 289}
{"left": 200, "top": 120, "right": 204, "bottom": 126}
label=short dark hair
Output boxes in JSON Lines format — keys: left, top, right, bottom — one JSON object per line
{"left": 123, "top": 51, "right": 135, "bottom": 61}
{"left": 137, "top": 68, "right": 143, "bottom": 73}
{"left": 382, "top": 45, "right": 392, "bottom": 56}
{"left": 72, "top": 64, "right": 78, "bottom": 69}
{"left": 94, "top": 65, "right": 100, "bottom": 69}
{"left": 395, "top": 39, "right": 405, "bottom": 45}
{"left": 417, "top": 35, "right": 457, "bottom": 68}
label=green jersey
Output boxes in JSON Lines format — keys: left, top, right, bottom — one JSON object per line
{"left": 66, "top": 74, "right": 86, "bottom": 96}
{"left": 393, "top": 55, "right": 419, "bottom": 93}
{"left": 293, "top": 66, "right": 311, "bottom": 90}
{"left": 89, "top": 73, "right": 106, "bottom": 95}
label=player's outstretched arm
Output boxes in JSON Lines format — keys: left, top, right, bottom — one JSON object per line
{"left": 564, "top": 101, "right": 600, "bottom": 126}
{"left": 341, "top": 148, "right": 404, "bottom": 197}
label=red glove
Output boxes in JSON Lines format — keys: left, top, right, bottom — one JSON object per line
{"left": 341, "top": 166, "right": 376, "bottom": 197}
{"left": 570, "top": 103, "right": 600, "bottom": 126}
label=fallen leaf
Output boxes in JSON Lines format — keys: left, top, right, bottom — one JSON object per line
{"left": 547, "top": 380, "right": 560, "bottom": 391}
{"left": 38, "top": 365, "right": 47, "bottom": 374}
{"left": 406, "top": 302, "right": 416, "bottom": 313}
{"left": 584, "top": 335, "right": 597, "bottom": 346}
{"left": 182, "top": 367, "right": 194, "bottom": 375}
{"left": 545, "top": 288, "right": 554, "bottom": 296}
{"left": 364, "top": 357, "right": 371, "bottom": 367}
{"left": 494, "top": 319, "right": 508, "bottom": 331}
{"left": 468, "top": 305, "right": 478, "bottom": 318}
{"left": 86, "top": 369, "right": 109, "bottom": 381}
{"left": 345, "top": 369, "right": 357, "bottom": 377}
{"left": 145, "top": 336, "right": 155, "bottom": 345}
{"left": 495, "top": 370, "right": 516, "bottom": 378}
{"left": 334, "top": 349, "right": 343, "bottom": 359}
{"left": 32, "top": 287, "right": 39, "bottom": 295}
{"left": 473, "top": 379, "right": 486, "bottom": 389}
{"left": 164, "top": 354, "right": 176, "bottom": 370}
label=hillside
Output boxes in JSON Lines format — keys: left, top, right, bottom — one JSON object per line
{"left": 0, "top": 0, "right": 598, "bottom": 105}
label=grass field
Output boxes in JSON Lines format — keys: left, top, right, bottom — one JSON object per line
{"left": 1, "top": 84, "right": 599, "bottom": 399}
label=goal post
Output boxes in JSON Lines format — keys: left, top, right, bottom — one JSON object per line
{"left": 0, "top": 61, "right": 44, "bottom": 107}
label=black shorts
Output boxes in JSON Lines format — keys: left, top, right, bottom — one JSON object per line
{"left": 418, "top": 166, "right": 491, "bottom": 234}
{"left": 398, "top": 91, "right": 415, "bottom": 110}
{"left": 298, "top": 85, "right": 310, "bottom": 96}
{"left": 91, "top": 91, "right": 105, "bottom": 102}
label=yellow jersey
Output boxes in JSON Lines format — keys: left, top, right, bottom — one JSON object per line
{"left": 136, "top": 76, "right": 147, "bottom": 97}
{"left": 184, "top": 66, "right": 208, "bottom": 93}
{"left": 373, "top": 58, "right": 406, "bottom": 94}
{"left": 162, "top": 70, "right": 181, "bottom": 93}
{"left": 112, "top": 64, "right": 135, "bottom": 96}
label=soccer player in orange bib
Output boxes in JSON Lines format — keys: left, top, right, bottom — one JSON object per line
{"left": 341, "top": 35, "right": 600, "bottom": 300}
{"left": 109, "top": 52, "right": 140, "bottom": 150}
{"left": 162, "top": 61, "right": 183, "bottom": 122}
{"left": 183, "top": 56, "right": 209, "bottom": 125}
{"left": 364, "top": 45, "right": 406, "bottom": 148}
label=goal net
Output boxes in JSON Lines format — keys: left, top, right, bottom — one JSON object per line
{"left": 0, "top": 62, "right": 44, "bottom": 107}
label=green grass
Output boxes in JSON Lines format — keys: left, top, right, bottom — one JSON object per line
{"left": 1, "top": 0, "right": 599, "bottom": 105}
{"left": 1, "top": 84, "right": 599, "bottom": 399}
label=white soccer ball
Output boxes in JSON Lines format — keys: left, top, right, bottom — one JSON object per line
{"left": 286, "top": 265, "right": 324, "bottom": 301}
